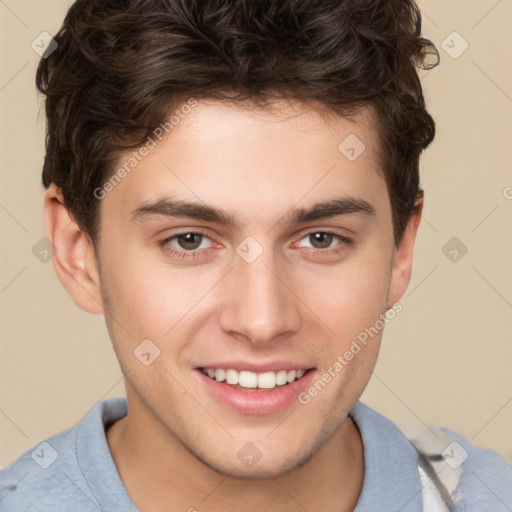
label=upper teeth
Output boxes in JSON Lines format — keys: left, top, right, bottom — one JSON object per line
{"left": 202, "top": 368, "right": 307, "bottom": 389}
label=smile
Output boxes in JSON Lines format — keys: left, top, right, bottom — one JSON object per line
{"left": 200, "top": 367, "right": 309, "bottom": 390}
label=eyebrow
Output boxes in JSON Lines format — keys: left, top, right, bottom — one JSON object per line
{"left": 130, "top": 195, "right": 376, "bottom": 226}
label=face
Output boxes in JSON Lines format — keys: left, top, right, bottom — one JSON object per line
{"left": 61, "top": 99, "right": 418, "bottom": 478}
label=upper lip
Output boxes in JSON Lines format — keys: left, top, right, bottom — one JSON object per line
{"left": 196, "top": 361, "right": 315, "bottom": 373}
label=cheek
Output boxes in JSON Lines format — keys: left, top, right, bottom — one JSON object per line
{"left": 292, "top": 243, "right": 392, "bottom": 397}
{"left": 299, "top": 250, "right": 392, "bottom": 338}
{"left": 99, "top": 246, "right": 226, "bottom": 355}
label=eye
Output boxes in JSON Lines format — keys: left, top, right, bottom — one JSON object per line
{"left": 170, "top": 232, "right": 210, "bottom": 251}
{"left": 296, "top": 231, "right": 349, "bottom": 251}
{"left": 160, "top": 231, "right": 215, "bottom": 259}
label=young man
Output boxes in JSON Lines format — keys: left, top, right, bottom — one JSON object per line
{"left": 1, "top": 0, "right": 511, "bottom": 511}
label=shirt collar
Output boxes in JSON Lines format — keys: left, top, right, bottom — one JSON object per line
{"left": 76, "top": 397, "right": 137, "bottom": 511}
{"left": 350, "top": 400, "right": 423, "bottom": 512}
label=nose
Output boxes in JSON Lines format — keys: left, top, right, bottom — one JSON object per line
{"left": 217, "top": 248, "right": 302, "bottom": 347}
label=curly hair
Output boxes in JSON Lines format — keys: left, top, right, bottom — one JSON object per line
{"left": 36, "top": 0, "right": 439, "bottom": 246}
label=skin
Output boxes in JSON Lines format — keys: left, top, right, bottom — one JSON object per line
{"left": 44, "top": 98, "right": 422, "bottom": 512}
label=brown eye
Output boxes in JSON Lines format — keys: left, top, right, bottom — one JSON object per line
{"left": 309, "top": 232, "right": 335, "bottom": 249}
{"left": 294, "top": 231, "right": 351, "bottom": 257}
{"left": 175, "top": 233, "right": 204, "bottom": 250}
{"left": 161, "top": 231, "right": 214, "bottom": 258}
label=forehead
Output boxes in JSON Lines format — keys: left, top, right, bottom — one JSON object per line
{"left": 166, "top": 98, "right": 380, "bottom": 159}
{"left": 101, "top": 98, "right": 388, "bottom": 228}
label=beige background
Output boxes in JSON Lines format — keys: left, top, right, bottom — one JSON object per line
{"left": 1, "top": 0, "right": 511, "bottom": 467}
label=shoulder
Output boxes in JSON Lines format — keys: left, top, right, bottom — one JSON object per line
{"left": 440, "top": 427, "right": 512, "bottom": 511}
{"left": 351, "top": 401, "right": 512, "bottom": 510}
{"left": 0, "top": 424, "right": 100, "bottom": 511}
{"left": 0, "top": 398, "right": 128, "bottom": 512}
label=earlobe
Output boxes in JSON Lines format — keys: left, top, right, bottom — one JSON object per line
{"left": 44, "top": 184, "right": 104, "bottom": 315}
{"left": 386, "top": 197, "right": 424, "bottom": 309}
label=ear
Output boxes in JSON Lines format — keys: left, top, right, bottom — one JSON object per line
{"left": 386, "top": 195, "right": 423, "bottom": 308}
{"left": 44, "top": 184, "right": 104, "bottom": 314}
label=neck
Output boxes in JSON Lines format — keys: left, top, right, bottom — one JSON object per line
{"left": 106, "top": 398, "right": 364, "bottom": 512}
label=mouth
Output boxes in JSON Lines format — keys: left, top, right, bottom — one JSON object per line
{"left": 195, "top": 365, "right": 317, "bottom": 415}
{"left": 199, "top": 367, "right": 311, "bottom": 391}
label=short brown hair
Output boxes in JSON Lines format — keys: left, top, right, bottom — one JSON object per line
{"left": 36, "top": 0, "right": 439, "bottom": 246}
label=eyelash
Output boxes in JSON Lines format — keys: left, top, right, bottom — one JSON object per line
{"left": 160, "top": 230, "right": 352, "bottom": 260}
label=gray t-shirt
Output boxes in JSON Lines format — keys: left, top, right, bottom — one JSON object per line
{"left": 1, "top": 397, "right": 511, "bottom": 511}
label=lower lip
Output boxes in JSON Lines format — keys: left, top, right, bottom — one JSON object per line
{"left": 195, "top": 369, "right": 317, "bottom": 415}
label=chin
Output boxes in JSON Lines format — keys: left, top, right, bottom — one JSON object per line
{"left": 191, "top": 438, "right": 321, "bottom": 480}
